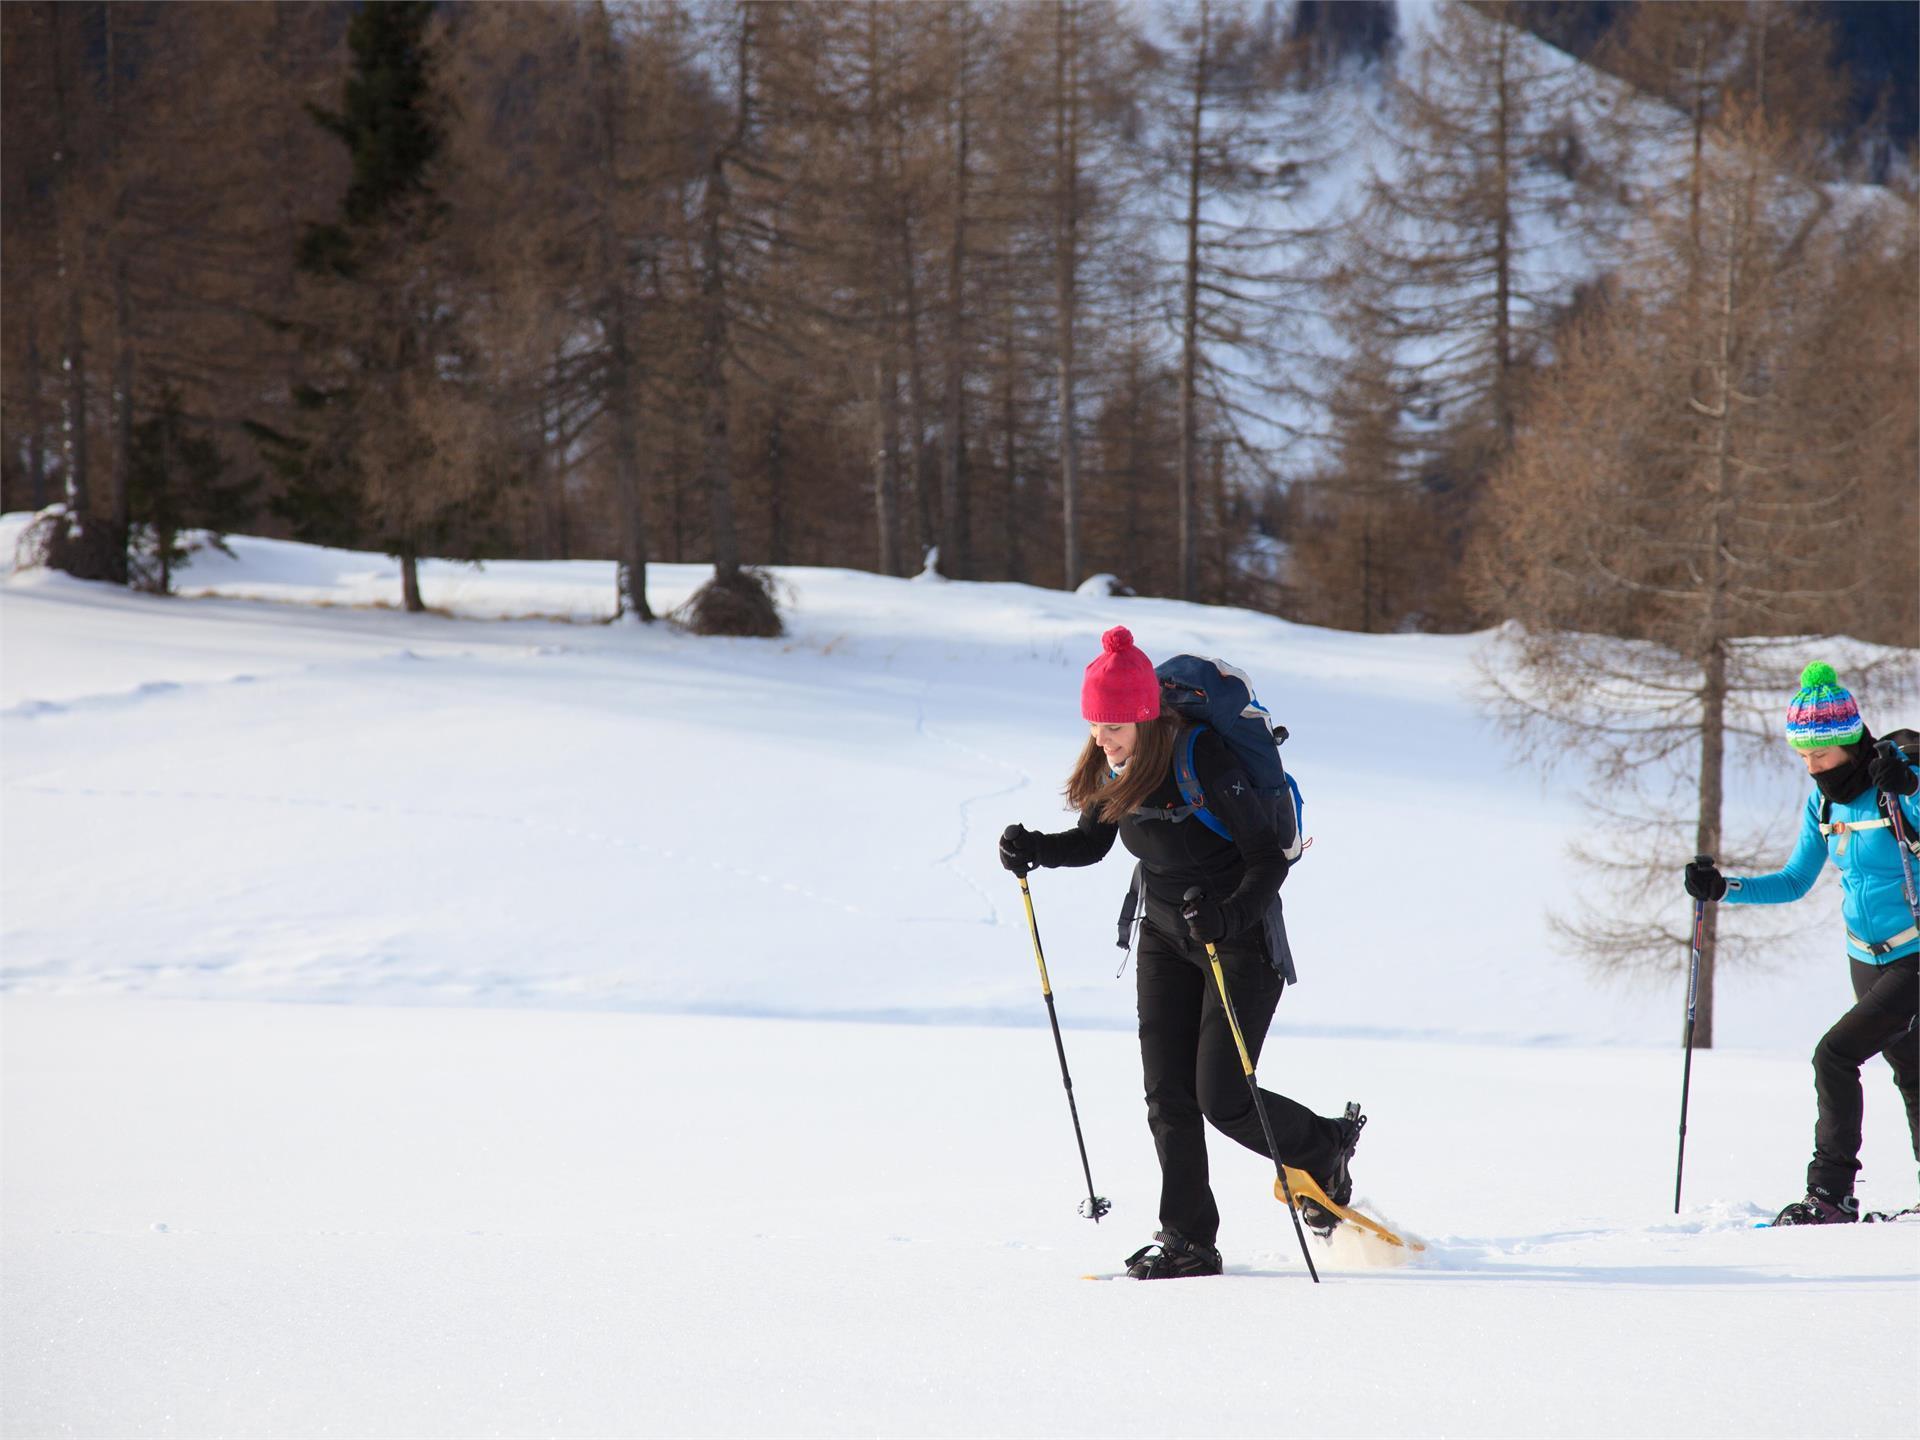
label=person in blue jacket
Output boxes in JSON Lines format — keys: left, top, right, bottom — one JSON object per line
{"left": 1684, "top": 663, "right": 1920, "bottom": 1225}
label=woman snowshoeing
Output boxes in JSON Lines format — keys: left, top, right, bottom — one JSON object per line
{"left": 999, "top": 626, "right": 1363, "bottom": 1278}
{"left": 1684, "top": 663, "right": 1920, "bottom": 1225}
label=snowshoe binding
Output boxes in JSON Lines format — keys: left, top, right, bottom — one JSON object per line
{"left": 1863, "top": 1203, "right": 1920, "bottom": 1224}
{"left": 1771, "top": 1186, "right": 1860, "bottom": 1226}
{"left": 1297, "top": 1102, "right": 1366, "bottom": 1237}
{"left": 1123, "top": 1230, "right": 1223, "bottom": 1280}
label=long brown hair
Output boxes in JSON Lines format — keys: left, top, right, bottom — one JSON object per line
{"left": 1064, "top": 702, "right": 1185, "bottom": 824}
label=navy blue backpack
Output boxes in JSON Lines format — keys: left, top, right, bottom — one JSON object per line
{"left": 1143, "top": 654, "right": 1306, "bottom": 864}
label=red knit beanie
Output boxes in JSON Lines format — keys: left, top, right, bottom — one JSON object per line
{"left": 1081, "top": 626, "right": 1161, "bottom": 723}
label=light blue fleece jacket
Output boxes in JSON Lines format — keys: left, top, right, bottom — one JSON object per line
{"left": 1725, "top": 761, "right": 1920, "bottom": 963}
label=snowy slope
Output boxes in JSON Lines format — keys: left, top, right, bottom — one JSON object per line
{"left": 4, "top": 529, "right": 1917, "bottom": 1437}
{"left": 2, "top": 525, "right": 1881, "bottom": 1047}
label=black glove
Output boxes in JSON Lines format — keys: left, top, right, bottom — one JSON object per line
{"left": 1683, "top": 859, "right": 1727, "bottom": 902}
{"left": 999, "top": 823, "right": 1040, "bottom": 876}
{"left": 1869, "top": 743, "right": 1920, "bottom": 798}
{"left": 1181, "top": 894, "right": 1227, "bottom": 945}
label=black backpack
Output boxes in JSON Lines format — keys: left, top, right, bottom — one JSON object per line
{"left": 1817, "top": 728, "right": 1920, "bottom": 852}
{"left": 1131, "top": 654, "right": 1306, "bottom": 864}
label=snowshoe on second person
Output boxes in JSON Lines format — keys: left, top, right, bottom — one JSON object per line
{"left": 1865, "top": 1171, "right": 1920, "bottom": 1222}
{"left": 1124, "top": 1230, "right": 1223, "bottom": 1279}
{"left": 1771, "top": 1185, "right": 1861, "bottom": 1225}
{"left": 1864, "top": 1204, "right": 1920, "bottom": 1222}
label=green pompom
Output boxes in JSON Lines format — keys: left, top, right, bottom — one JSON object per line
{"left": 1799, "top": 661, "right": 1839, "bottom": 691}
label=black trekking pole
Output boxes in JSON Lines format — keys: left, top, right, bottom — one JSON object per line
{"left": 1015, "top": 872, "right": 1110, "bottom": 1222}
{"left": 1183, "top": 887, "right": 1320, "bottom": 1284}
{"left": 1674, "top": 854, "right": 1711, "bottom": 1214}
{"left": 1875, "top": 741, "right": 1920, "bottom": 925}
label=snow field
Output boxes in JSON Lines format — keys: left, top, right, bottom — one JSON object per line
{"left": 4, "top": 998, "right": 1914, "bottom": 1438}
{"left": 0, "top": 533, "right": 1863, "bottom": 1047}
{"left": 3, "top": 523, "right": 1917, "bottom": 1436}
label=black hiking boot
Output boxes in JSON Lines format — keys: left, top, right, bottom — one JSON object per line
{"left": 1772, "top": 1185, "right": 1860, "bottom": 1226}
{"left": 1123, "top": 1230, "right": 1223, "bottom": 1280}
{"left": 1298, "top": 1102, "right": 1366, "bottom": 1236}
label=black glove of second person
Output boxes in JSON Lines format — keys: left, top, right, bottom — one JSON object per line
{"left": 1181, "top": 894, "right": 1227, "bottom": 945}
{"left": 999, "top": 824, "right": 1040, "bottom": 876}
{"left": 1683, "top": 859, "right": 1727, "bottom": 902}
{"left": 1869, "top": 742, "right": 1920, "bottom": 798}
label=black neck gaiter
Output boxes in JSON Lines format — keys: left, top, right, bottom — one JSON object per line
{"left": 1813, "top": 734, "right": 1876, "bottom": 806}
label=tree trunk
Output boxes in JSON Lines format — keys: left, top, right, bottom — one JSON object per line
{"left": 1000, "top": 302, "right": 1021, "bottom": 583}
{"left": 1208, "top": 433, "right": 1226, "bottom": 600}
{"left": 111, "top": 253, "right": 134, "bottom": 583}
{"left": 1361, "top": 508, "right": 1375, "bottom": 633}
{"left": 594, "top": 0, "right": 653, "bottom": 621}
{"left": 865, "top": 4, "right": 901, "bottom": 577}
{"left": 700, "top": 171, "right": 740, "bottom": 579}
{"left": 899, "top": 212, "right": 938, "bottom": 568}
{"left": 1692, "top": 640, "right": 1726, "bottom": 1049}
{"left": 613, "top": 364, "right": 655, "bottom": 620}
{"left": 889, "top": 71, "right": 936, "bottom": 572}
{"left": 1123, "top": 352, "right": 1143, "bottom": 585}
{"left": 1054, "top": 0, "right": 1081, "bottom": 591}
{"left": 155, "top": 420, "right": 173, "bottom": 595}
{"left": 50, "top": 1, "right": 90, "bottom": 523}
{"left": 26, "top": 310, "right": 48, "bottom": 510}
{"left": 401, "top": 548, "right": 424, "bottom": 613}
{"left": 872, "top": 353, "right": 902, "bottom": 576}
{"left": 106, "top": 4, "right": 132, "bottom": 583}
{"left": 544, "top": 343, "right": 571, "bottom": 561}
{"left": 669, "top": 424, "right": 687, "bottom": 563}
{"left": 697, "top": 10, "right": 750, "bottom": 582}
{"left": 1491, "top": 24, "right": 1515, "bottom": 445}
{"left": 1177, "top": 0, "right": 1209, "bottom": 601}
{"left": 1688, "top": 152, "right": 1752, "bottom": 1052}
{"left": 939, "top": 7, "right": 971, "bottom": 580}
{"left": 766, "top": 404, "right": 788, "bottom": 565}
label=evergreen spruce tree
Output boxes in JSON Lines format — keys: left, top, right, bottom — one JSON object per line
{"left": 128, "top": 389, "right": 257, "bottom": 595}
{"left": 254, "top": 0, "right": 498, "bottom": 613}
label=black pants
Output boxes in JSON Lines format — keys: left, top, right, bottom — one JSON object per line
{"left": 1136, "top": 918, "right": 1342, "bottom": 1247}
{"left": 1808, "top": 953, "right": 1920, "bottom": 1195}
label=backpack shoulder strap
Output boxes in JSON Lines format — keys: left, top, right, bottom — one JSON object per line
{"left": 1132, "top": 727, "right": 1232, "bottom": 836}
{"left": 1174, "top": 726, "right": 1232, "bottom": 841}
{"left": 1130, "top": 726, "right": 1192, "bottom": 823}
{"left": 1880, "top": 791, "right": 1920, "bottom": 853}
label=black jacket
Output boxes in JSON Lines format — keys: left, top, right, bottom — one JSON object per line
{"left": 1034, "top": 727, "right": 1289, "bottom": 943}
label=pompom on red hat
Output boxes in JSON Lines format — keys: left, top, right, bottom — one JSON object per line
{"left": 1081, "top": 626, "right": 1161, "bottom": 723}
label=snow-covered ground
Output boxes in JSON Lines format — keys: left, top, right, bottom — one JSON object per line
{"left": 4, "top": 526, "right": 1917, "bottom": 1437}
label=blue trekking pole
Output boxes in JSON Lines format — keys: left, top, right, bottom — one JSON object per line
{"left": 1674, "top": 854, "right": 1711, "bottom": 1214}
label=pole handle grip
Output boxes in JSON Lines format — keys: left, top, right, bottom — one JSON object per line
{"left": 1693, "top": 853, "right": 1714, "bottom": 868}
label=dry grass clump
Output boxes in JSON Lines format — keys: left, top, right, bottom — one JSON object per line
{"left": 676, "top": 568, "right": 783, "bottom": 637}
{"left": 14, "top": 510, "right": 126, "bottom": 583}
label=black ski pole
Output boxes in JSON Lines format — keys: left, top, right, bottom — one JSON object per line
{"left": 1015, "top": 872, "right": 1110, "bottom": 1222}
{"left": 1875, "top": 741, "right": 1920, "bottom": 925}
{"left": 1184, "top": 887, "right": 1320, "bottom": 1284}
{"left": 1674, "top": 854, "right": 1711, "bottom": 1214}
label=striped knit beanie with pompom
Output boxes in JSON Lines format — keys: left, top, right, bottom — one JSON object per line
{"left": 1784, "top": 662, "right": 1864, "bottom": 750}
